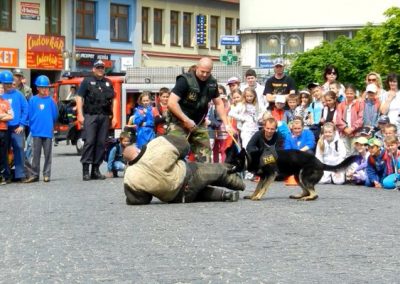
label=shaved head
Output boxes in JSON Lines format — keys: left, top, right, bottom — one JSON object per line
{"left": 197, "top": 57, "right": 213, "bottom": 69}
{"left": 123, "top": 145, "right": 140, "bottom": 162}
{"left": 195, "top": 57, "right": 213, "bottom": 81}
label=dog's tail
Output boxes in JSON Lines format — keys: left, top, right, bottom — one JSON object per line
{"left": 322, "top": 155, "right": 358, "bottom": 172}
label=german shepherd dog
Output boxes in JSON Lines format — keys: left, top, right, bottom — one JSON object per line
{"left": 226, "top": 146, "right": 357, "bottom": 201}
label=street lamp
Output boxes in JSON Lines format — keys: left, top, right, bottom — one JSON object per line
{"left": 265, "top": 34, "right": 302, "bottom": 57}
{"left": 62, "top": 50, "right": 81, "bottom": 71}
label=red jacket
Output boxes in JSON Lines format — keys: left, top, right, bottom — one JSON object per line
{"left": 336, "top": 100, "right": 364, "bottom": 137}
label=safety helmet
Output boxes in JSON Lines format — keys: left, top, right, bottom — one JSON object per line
{"left": 35, "top": 75, "right": 51, "bottom": 87}
{"left": 0, "top": 70, "right": 14, "bottom": 84}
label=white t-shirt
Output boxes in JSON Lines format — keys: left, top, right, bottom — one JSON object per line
{"left": 380, "top": 90, "right": 400, "bottom": 124}
{"left": 240, "top": 83, "right": 268, "bottom": 110}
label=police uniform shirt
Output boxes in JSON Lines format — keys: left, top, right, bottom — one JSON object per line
{"left": 78, "top": 76, "right": 115, "bottom": 115}
{"left": 172, "top": 75, "right": 218, "bottom": 124}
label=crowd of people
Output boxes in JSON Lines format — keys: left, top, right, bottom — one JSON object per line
{"left": 0, "top": 70, "right": 57, "bottom": 184}
{"left": 1, "top": 58, "right": 400, "bottom": 195}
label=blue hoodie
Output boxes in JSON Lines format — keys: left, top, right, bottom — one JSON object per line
{"left": 284, "top": 128, "right": 316, "bottom": 151}
{"left": 134, "top": 105, "right": 155, "bottom": 149}
{"left": 1, "top": 88, "right": 28, "bottom": 127}
{"left": 28, "top": 95, "right": 58, "bottom": 138}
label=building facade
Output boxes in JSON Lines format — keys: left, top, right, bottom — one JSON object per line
{"left": 239, "top": 0, "right": 399, "bottom": 71}
{"left": 136, "top": 0, "right": 240, "bottom": 67}
{"left": 0, "top": 0, "right": 240, "bottom": 83}
{"left": 0, "top": 0, "right": 72, "bottom": 84}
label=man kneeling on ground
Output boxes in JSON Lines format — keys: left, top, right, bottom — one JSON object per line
{"left": 123, "top": 135, "right": 245, "bottom": 205}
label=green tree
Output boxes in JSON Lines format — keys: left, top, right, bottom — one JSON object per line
{"left": 289, "top": 7, "right": 400, "bottom": 90}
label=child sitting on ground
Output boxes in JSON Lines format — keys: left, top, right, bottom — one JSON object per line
{"left": 381, "top": 136, "right": 400, "bottom": 190}
{"left": 346, "top": 137, "right": 370, "bottom": 185}
{"left": 365, "top": 138, "right": 385, "bottom": 188}
{"left": 315, "top": 122, "right": 346, "bottom": 184}
{"left": 106, "top": 132, "right": 131, "bottom": 178}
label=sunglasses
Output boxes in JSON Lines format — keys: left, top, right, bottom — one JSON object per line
{"left": 368, "top": 78, "right": 377, "bottom": 82}
{"left": 95, "top": 66, "right": 105, "bottom": 69}
{"left": 327, "top": 72, "right": 336, "bottom": 75}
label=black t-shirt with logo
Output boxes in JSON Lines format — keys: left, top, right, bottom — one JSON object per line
{"left": 263, "top": 75, "right": 296, "bottom": 95}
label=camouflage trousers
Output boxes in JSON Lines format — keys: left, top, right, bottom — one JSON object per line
{"left": 166, "top": 122, "right": 211, "bottom": 163}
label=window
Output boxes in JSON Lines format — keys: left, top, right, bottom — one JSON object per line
{"left": 225, "top": 17, "right": 233, "bottom": 49}
{"left": 0, "top": 0, "right": 12, "bottom": 31}
{"left": 183, "top": 12, "right": 192, "bottom": 47}
{"left": 324, "top": 30, "right": 357, "bottom": 42}
{"left": 142, "top": 7, "right": 149, "bottom": 43}
{"left": 76, "top": 0, "right": 96, "bottom": 38}
{"left": 154, "top": 9, "right": 163, "bottom": 44}
{"left": 45, "top": 0, "right": 61, "bottom": 35}
{"left": 170, "top": 11, "right": 179, "bottom": 46}
{"left": 225, "top": 17, "right": 233, "bottom": 35}
{"left": 210, "top": 16, "right": 219, "bottom": 49}
{"left": 259, "top": 33, "right": 304, "bottom": 55}
{"left": 110, "top": 4, "right": 129, "bottom": 41}
{"left": 236, "top": 18, "right": 240, "bottom": 52}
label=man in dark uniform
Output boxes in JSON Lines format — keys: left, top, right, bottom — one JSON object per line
{"left": 76, "top": 60, "right": 117, "bottom": 181}
{"left": 167, "top": 57, "right": 232, "bottom": 163}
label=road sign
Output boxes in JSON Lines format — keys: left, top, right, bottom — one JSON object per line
{"left": 196, "top": 15, "right": 207, "bottom": 45}
{"left": 220, "top": 35, "right": 240, "bottom": 46}
{"left": 220, "top": 50, "right": 238, "bottom": 66}
{"left": 258, "top": 55, "right": 274, "bottom": 69}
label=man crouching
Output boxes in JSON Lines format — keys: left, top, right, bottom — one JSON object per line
{"left": 123, "top": 135, "right": 244, "bottom": 205}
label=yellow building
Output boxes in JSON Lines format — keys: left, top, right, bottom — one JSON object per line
{"left": 136, "top": 0, "right": 240, "bottom": 67}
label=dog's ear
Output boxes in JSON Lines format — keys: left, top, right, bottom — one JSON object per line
{"left": 226, "top": 146, "right": 248, "bottom": 173}
{"left": 224, "top": 144, "right": 238, "bottom": 165}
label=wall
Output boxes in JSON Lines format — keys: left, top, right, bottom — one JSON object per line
{"left": 240, "top": 0, "right": 399, "bottom": 30}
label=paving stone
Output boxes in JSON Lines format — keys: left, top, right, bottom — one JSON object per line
{"left": 0, "top": 144, "right": 399, "bottom": 282}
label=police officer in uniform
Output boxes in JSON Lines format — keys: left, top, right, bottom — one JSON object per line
{"left": 167, "top": 57, "right": 232, "bottom": 163}
{"left": 76, "top": 60, "right": 117, "bottom": 181}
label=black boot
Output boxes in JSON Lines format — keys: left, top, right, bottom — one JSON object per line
{"left": 196, "top": 186, "right": 239, "bottom": 202}
{"left": 82, "top": 163, "right": 90, "bottom": 181}
{"left": 222, "top": 191, "right": 240, "bottom": 202}
{"left": 91, "top": 164, "right": 106, "bottom": 180}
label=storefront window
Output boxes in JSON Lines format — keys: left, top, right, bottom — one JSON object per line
{"left": 259, "top": 33, "right": 304, "bottom": 55}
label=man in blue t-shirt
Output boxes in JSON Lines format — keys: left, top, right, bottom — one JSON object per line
{"left": 0, "top": 70, "right": 28, "bottom": 182}
{"left": 24, "top": 75, "right": 58, "bottom": 183}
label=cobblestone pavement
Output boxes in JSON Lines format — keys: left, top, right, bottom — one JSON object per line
{"left": 0, "top": 144, "right": 399, "bottom": 283}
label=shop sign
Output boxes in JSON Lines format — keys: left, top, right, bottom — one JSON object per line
{"left": 21, "top": 2, "right": 40, "bottom": 20}
{"left": 0, "top": 48, "right": 19, "bottom": 67}
{"left": 26, "top": 34, "right": 65, "bottom": 70}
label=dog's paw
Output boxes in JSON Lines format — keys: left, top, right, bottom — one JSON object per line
{"left": 299, "top": 195, "right": 319, "bottom": 201}
{"left": 289, "top": 194, "right": 302, "bottom": 199}
{"left": 250, "top": 196, "right": 261, "bottom": 201}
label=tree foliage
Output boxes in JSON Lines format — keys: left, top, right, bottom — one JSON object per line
{"left": 289, "top": 7, "right": 400, "bottom": 90}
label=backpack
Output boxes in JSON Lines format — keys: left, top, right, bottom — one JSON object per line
{"left": 57, "top": 102, "right": 70, "bottom": 124}
{"left": 104, "top": 138, "right": 120, "bottom": 162}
